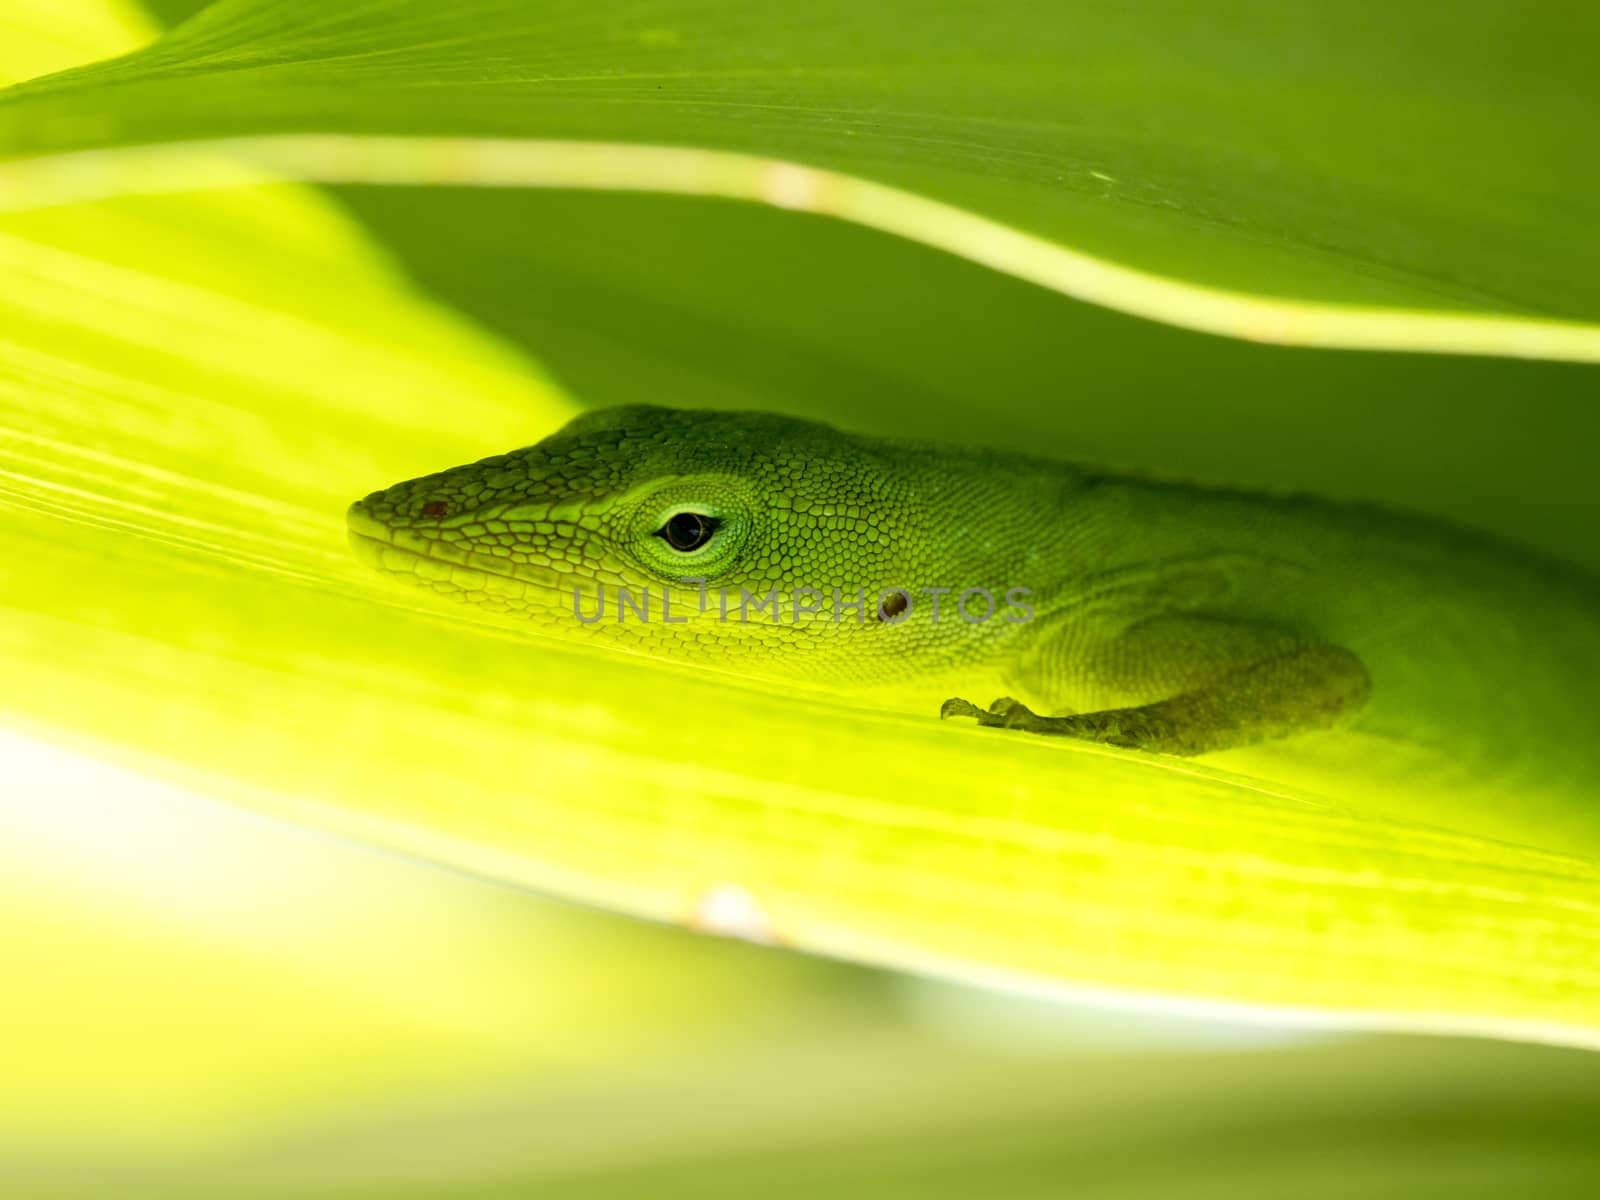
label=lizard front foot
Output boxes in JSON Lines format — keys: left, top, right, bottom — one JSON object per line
{"left": 941, "top": 695, "right": 1164, "bottom": 749}
{"left": 940, "top": 695, "right": 1048, "bottom": 730}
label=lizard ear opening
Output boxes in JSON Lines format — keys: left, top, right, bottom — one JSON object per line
{"left": 877, "top": 590, "right": 910, "bottom": 621}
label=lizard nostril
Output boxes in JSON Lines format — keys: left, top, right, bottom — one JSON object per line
{"left": 420, "top": 500, "right": 450, "bottom": 519}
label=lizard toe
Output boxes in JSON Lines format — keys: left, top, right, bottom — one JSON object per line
{"left": 940, "top": 697, "right": 985, "bottom": 721}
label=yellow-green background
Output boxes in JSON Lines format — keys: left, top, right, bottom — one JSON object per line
{"left": 4, "top": 2, "right": 1600, "bottom": 1195}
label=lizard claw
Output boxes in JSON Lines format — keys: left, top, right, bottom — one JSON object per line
{"left": 940, "top": 697, "right": 985, "bottom": 721}
{"left": 944, "top": 696, "right": 1052, "bottom": 732}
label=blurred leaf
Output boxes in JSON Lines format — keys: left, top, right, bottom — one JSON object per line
{"left": 358, "top": 1037, "right": 1600, "bottom": 1200}
{"left": 16, "top": 1036, "right": 1600, "bottom": 1199}
{"left": 0, "top": 729, "right": 872, "bottom": 1154}
{"left": 134, "top": 0, "right": 209, "bottom": 27}
{"left": 0, "top": 0, "right": 149, "bottom": 85}
{"left": 3, "top": 1, "right": 1600, "bottom": 357}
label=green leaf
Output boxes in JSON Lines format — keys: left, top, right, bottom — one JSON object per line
{"left": 4, "top": 1, "right": 1600, "bottom": 357}
{"left": 0, "top": 0, "right": 149, "bottom": 85}
{"left": 3, "top": 0, "right": 1600, "bottom": 1050}
{"left": 252, "top": 1037, "right": 1600, "bottom": 1200}
{"left": 24, "top": 1034, "right": 1600, "bottom": 1199}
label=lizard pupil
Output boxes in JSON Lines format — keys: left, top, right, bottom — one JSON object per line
{"left": 660, "top": 512, "right": 716, "bottom": 552}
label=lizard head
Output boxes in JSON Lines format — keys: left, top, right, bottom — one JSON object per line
{"left": 347, "top": 404, "right": 999, "bottom": 686}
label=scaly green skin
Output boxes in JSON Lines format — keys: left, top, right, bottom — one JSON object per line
{"left": 349, "top": 405, "right": 1600, "bottom": 858}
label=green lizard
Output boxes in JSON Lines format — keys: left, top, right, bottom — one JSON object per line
{"left": 349, "top": 405, "right": 1600, "bottom": 858}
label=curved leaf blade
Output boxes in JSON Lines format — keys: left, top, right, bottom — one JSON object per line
{"left": 3, "top": 1, "right": 1600, "bottom": 347}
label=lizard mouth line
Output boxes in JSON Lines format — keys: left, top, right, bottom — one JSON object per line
{"left": 346, "top": 526, "right": 576, "bottom": 601}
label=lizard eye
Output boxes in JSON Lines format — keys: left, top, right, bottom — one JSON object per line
{"left": 420, "top": 500, "right": 450, "bottom": 519}
{"left": 657, "top": 511, "right": 719, "bottom": 552}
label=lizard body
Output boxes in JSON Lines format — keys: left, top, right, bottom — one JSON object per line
{"left": 349, "top": 405, "right": 1600, "bottom": 857}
